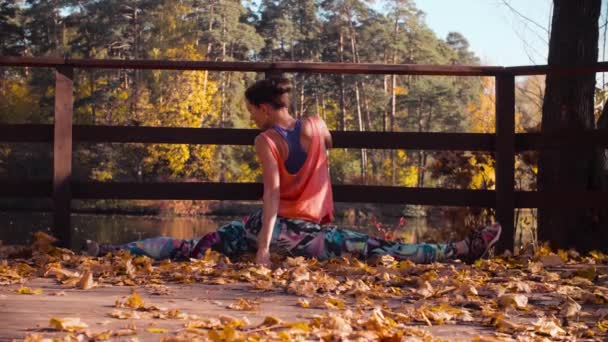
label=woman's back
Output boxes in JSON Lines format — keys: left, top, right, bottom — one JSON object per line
{"left": 259, "top": 116, "right": 334, "bottom": 224}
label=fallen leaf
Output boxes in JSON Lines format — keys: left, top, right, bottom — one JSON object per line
{"left": 260, "top": 316, "right": 282, "bottom": 327}
{"left": 49, "top": 317, "right": 88, "bottom": 332}
{"left": 560, "top": 296, "right": 581, "bottom": 318}
{"left": 498, "top": 294, "right": 528, "bottom": 310}
{"left": 114, "top": 328, "right": 137, "bottom": 336}
{"left": 533, "top": 318, "right": 565, "bottom": 337}
{"left": 539, "top": 254, "right": 564, "bottom": 267}
{"left": 76, "top": 270, "right": 96, "bottom": 290}
{"left": 15, "top": 287, "right": 43, "bottom": 295}
{"left": 297, "top": 298, "right": 310, "bottom": 308}
{"left": 147, "top": 327, "right": 169, "bottom": 333}
{"left": 227, "top": 298, "right": 259, "bottom": 311}
{"left": 116, "top": 291, "right": 145, "bottom": 309}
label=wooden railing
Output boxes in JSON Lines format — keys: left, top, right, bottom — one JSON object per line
{"left": 1, "top": 56, "right": 608, "bottom": 251}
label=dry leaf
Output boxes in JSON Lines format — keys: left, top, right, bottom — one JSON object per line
{"left": 114, "top": 328, "right": 137, "bottom": 336}
{"left": 533, "top": 318, "right": 566, "bottom": 337}
{"left": 260, "top": 316, "right": 282, "bottom": 327}
{"left": 297, "top": 298, "right": 310, "bottom": 308}
{"left": 227, "top": 298, "right": 259, "bottom": 311}
{"left": 76, "top": 270, "right": 96, "bottom": 290}
{"left": 497, "top": 294, "right": 528, "bottom": 310}
{"left": 116, "top": 291, "right": 145, "bottom": 309}
{"left": 539, "top": 254, "right": 564, "bottom": 267}
{"left": 560, "top": 296, "right": 581, "bottom": 318}
{"left": 15, "top": 286, "right": 43, "bottom": 295}
{"left": 49, "top": 317, "right": 88, "bottom": 332}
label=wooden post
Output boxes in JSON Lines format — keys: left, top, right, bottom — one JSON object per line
{"left": 495, "top": 72, "right": 515, "bottom": 253}
{"left": 53, "top": 66, "right": 74, "bottom": 247}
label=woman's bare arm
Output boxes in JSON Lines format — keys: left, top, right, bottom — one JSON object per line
{"left": 254, "top": 135, "right": 280, "bottom": 266}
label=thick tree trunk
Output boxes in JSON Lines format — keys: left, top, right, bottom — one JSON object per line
{"left": 538, "top": 0, "right": 606, "bottom": 252}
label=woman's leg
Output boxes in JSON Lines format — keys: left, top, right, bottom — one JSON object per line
{"left": 269, "top": 218, "right": 501, "bottom": 264}
{"left": 282, "top": 225, "right": 456, "bottom": 263}
{"left": 92, "top": 237, "right": 197, "bottom": 260}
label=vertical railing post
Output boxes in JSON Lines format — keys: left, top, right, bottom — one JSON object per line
{"left": 53, "top": 66, "right": 73, "bottom": 247}
{"left": 495, "top": 71, "right": 515, "bottom": 253}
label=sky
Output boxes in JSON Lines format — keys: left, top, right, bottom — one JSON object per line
{"left": 378, "top": 0, "right": 554, "bottom": 67}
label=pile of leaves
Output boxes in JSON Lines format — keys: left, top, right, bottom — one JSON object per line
{"left": 2, "top": 232, "right": 608, "bottom": 341}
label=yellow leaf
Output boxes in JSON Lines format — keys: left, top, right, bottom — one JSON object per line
{"left": 287, "top": 322, "right": 312, "bottom": 332}
{"left": 91, "top": 330, "right": 113, "bottom": 340}
{"left": 121, "top": 292, "right": 145, "bottom": 309}
{"left": 324, "top": 296, "right": 345, "bottom": 310}
{"left": 49, "top": 317, "right": 88, "bottom": 332}
{"left": 297, "top": 298, "right": 310, "bottom": 308}
{"left": 15, "top": 287, "right": 43, "bottom": 295}
{"left": 146, "top": 328, "right": 169, "bottom": 333}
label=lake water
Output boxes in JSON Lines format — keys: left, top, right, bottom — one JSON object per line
{"left": 0, "top": 211, "right": 432, "bottom": 250}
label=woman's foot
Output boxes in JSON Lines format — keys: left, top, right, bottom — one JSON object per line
{"left": 459, "top": 223, "right": 502, "bottom": 263}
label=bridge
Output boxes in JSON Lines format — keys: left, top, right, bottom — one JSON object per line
{"left": 1, "top": 56, "right": 608, "bottom": 252}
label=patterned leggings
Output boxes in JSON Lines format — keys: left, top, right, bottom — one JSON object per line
{"left": 99, "top": 209, "right": 457, "bottom": 264}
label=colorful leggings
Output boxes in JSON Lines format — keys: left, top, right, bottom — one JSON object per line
{"left": 99, "top": 209, "right": 457, "bottom": 264}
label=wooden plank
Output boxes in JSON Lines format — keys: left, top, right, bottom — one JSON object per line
{"left": 506, "top": 62, "right": 608, "bottom": 75}
{"left": 0, "top": 57, "right": 504, "bottom": 76}
{"left": 69, "top": 125, "right": 495, "bottom": 151}
{"left": 71, "top": 181, "right": 496, "bottom": 207}
{"left": 0, "top": 56, "right": 65, "bottom": 68}
{"left": 515, "top": 129, "right": 608, "bottom": 151}
{"left": 0, "top": 124, "right": 53, "bottom": 142}
{"left": 332, "top": 131, "right": 494, "bottom": 150}
{"left": 53, "top": 66, "right": 73, "bottom": 247}
{"left": 5, "top": 180, "right": 608, "bottom": 209}
{"left": 494, "top": 73, "right": 516, "bottom": 253}
{"left": 0, "top": 181, "right": 52, "bottom": 197}
{"left": 516, "top": 191, "right": 608, "bottom": 208}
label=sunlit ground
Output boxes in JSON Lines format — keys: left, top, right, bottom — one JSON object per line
{"left": 1, "top": 232, "right": 607, "bottom": 341}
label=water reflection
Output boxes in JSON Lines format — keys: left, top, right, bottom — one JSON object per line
{"left": 0, "top": 211, "right": 431, "bottom": 250}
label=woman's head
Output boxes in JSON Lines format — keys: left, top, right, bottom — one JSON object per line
{"left": 245, "top": 78, "right": 292, "bottom": 129}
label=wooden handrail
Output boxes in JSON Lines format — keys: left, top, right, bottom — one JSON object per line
{"left": 0, "top": 56, "right": 503, "bottom": 76}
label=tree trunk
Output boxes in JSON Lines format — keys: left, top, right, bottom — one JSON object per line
{"left": 201, "top": 3, "right": 214, "bottom": 127}
{"left": 348, "top": 20, "right": 367, "bottom": 183}
{"left": 538, "top": 0, "right": 606, "bottom": 252}
{"left": 338, "top": 31, "right": 346, "bottom": 131}
{"left": 218, "top": 11, "right": 227, "bottom": 183}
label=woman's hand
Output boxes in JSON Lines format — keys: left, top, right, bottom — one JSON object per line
{"left": 255, "top": 248, "right": 271, "bottom": 267}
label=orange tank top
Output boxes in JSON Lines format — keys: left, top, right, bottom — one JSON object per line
{"left": 259, "top": 116, "right": 334, "bottom": 224}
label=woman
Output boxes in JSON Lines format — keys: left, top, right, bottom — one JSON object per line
{"left": 86, "top": 78, "right": 501, "bottom": 266}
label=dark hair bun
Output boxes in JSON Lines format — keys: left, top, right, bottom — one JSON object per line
{"left": 245, "top": 78, "right": 292, "bottom": 109}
